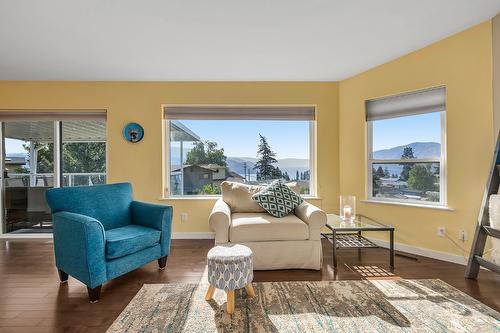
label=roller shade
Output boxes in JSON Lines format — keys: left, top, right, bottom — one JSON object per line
{"left": 366, "top": 86, "right": 445, "bottom": 121}
{"left": 164, "top": 106, "right": 315, "bottom": 120}
{"left": 0, "top": 110, "right": 107, "bottom": 122}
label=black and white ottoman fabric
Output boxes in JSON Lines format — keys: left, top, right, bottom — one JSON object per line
{"left": 207, "top": 244, "right": 253, "bottom": 291}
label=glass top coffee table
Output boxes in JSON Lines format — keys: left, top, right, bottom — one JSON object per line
{"left": 321, "top": 214, "right": 395, "bottom": 269}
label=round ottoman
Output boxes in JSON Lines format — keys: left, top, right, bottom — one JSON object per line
{"left": 205, "top": 244, "right": 254, "bottom": 314}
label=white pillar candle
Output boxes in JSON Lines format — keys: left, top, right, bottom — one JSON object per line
{"left": 343, "top": 205, "right": 352, "bottom": 220}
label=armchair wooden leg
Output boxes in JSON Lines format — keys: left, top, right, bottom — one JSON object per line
{"left": 158, "top": 255, "right": 168, "bottom": 270}
{"left": 58, "top": 269, "right": 68, "bottom": 283}
{"left": 87, "top": 285, "right": 102, "bottom": 303}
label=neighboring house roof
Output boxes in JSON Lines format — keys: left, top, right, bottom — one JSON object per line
{"left": 5, "top": 155, "right": 27, "bottom": 165}
{"left": 171, "top": 164, "right": 245, "bottom": 180}
{"left": 227, "top": 170, "right": 244, "bottom": 179}
{"left": 171, "top": 164, "right": 221, "bottom": 172}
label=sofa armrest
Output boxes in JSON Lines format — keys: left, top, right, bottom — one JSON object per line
{"left": 52, "top": 211, "right": 107, "bottom": 288}
{"left": 209, "top": 198, "right": 231, "bottom": 243}
{"left": 294, "top": 202, "right": 327, "bottom": 240}
{"left": 131, "top": 201, "right": 173, "bottom": 256}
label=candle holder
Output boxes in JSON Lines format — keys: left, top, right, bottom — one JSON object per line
{"left": 340, "top": 195, "right": 356, "bottom": 222}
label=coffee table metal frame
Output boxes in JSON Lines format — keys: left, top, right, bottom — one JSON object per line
{"left": 321, "top": 214, "right": 395, "bottom": 269}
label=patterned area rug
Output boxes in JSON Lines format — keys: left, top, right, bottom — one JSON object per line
{"left": 107, "top": 279, "right": 500, "bottom": 332}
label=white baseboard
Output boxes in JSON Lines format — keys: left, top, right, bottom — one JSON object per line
{"left": 172, "top": 232, "right": 215, "bottom": 239}
{"left": 0, "top": 233, "right": 53, "bottom": 239}
{"left": 366, "top": 237, "right": 468, "bottom": 265}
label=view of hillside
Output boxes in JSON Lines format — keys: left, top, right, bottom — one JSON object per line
{"left": 373, "top": 142, "right": 440, "bottom": 159}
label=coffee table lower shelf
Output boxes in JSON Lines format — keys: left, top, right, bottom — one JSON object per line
{"left": 321, "top": 230, "right": 394, "bottom": 269}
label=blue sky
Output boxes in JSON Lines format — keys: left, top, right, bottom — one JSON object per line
{"left": 372, "top": 112, "right": 441, "bottom": 151}
{"left": 176, "top": 120, "right": 310, "bottom": 159}
{"left": 5, "top": 113, "right": 441, "bottom": 158}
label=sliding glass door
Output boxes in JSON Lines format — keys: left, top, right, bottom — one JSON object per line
{"left": 0, "top": 115, "right": 106, "bottom": 234}
{"left": 2, "top": 121, "right": 55, "bottom": 234}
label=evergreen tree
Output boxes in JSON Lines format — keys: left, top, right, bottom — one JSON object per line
{"left": 383, "top": 167, "right": 390, "bottom": 178}
{"left": 376, "top": 166, "right": 385, "bottom": 178}
{"left": 372, "top": 167, "right": 381, "bottom": 194}
{"left": 254, "top": 134, "right": 278, "bottom": 180}
{"left": 296, "top": 170, "right": 299, "bottom": 181}
{"left": 399, "top": 146, "right": 415, "bottom": 181}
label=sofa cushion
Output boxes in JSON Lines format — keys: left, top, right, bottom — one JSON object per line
{"left": 252, "top": 180, "right": 304, "bottom": 218}
{"left": 230, "top": 213, "right": 309, "bottom": 242}
{"left": 105, "top": 225, "right": 161, "bottom": 260}
{"left": 221, "top": 181, "right": 265, "bottom": 213}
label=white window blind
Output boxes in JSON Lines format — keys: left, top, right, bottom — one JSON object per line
{"left": 366, "top": 86, "right": 445, "bottom": 121}
{"left": 164, "top": 106, "right": 315, "bottom": 120}
{"left": 0, "top": 110, "right": 107, "bottom": 122}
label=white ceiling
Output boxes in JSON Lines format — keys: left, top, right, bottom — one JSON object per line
{"left": 0, "top": 0, "right": 499, "bottom": 81}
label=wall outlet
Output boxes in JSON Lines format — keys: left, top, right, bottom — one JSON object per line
{"left": 459, "top": 230, "right": 468, "bottom": 241}
{"left": 437, "top": 226, "right": 446, "bottom": 237}
{"left": 180, "top": 213, "right": 188, "bottom": 222}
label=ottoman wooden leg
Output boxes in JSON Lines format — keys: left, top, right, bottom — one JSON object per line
{"left": 226, "top": 290, "right": 235, "bottom": 314}
{"left": 205, "top": 285, "right": 216, "bottom": 301}
{"left": 245, "top": 283, "right": 255, "bottom": 298}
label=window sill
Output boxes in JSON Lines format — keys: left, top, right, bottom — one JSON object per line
{"left": 159, "top": 195, "right": 321, "bottom": 201}
{"left": 361, "top": 199, "right": 454, "bottom": 211}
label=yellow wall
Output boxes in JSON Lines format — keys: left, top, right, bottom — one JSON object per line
{"left": 0, "top": 82, "right": 339, "bottom": 233}
{"left": 339, "top": 21, "right": 494, "bottom": 257}
{"left": 0, "top": 21, "right": 495, "bottom": 259}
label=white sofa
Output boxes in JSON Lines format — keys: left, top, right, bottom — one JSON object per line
{"left": 209, "top": 181, "right": 326, "bottom": 270}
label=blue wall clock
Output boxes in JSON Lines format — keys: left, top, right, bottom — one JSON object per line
{"left": 123, "top": 122, "right": 144, "bottom": 143}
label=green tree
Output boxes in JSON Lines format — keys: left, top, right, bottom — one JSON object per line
{"left": 372, "top": 167, "right": 381, "bottom": 193}
{"left": 376, "top": 166, "right": 385, "bottom": 178}
{"left": 199, "top": 183, "right": 221, "bottom": 195}
{"left": 62, "top": 143, "right": 106, "bottom": 173}
{"left": 186, "top": 141, "right": 226, "bottom": 166}
{"left": 407, "top": 164, "right": 438, "bottom": 191}
{"left": 296, "top": 170, "right": 299, "bottom": 181}
{"left": 24, "top": 142, "right": 54, "bottom": 174}
{"left": 24, "top": 142, "right": 106, "bottom": 174}
{"left": 254, "top": 134, "right": 278, "bottom": 180}
{"left": 399, "top": 146, "right": 415, "bottom": 181}
{"left": 383, "top": 167, "right": 390, "bottom": 178}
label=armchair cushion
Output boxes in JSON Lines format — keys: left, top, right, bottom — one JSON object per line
{"left": 105, "top": 225, "right": 161, "bottom": 260}
{"left": 221, "top": 181, "right": 264, "bottom": 213}
{"left": 230, "top": 213, "right": 308, "bottom": 242}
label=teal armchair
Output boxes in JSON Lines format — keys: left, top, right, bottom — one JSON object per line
{"left": 46, "top": 183, "right": 172, "bottom": 302}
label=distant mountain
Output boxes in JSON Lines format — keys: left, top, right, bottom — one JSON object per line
{"left": 373, "top": 142, "right": 440, "bottom": 160}
{"left": 226, "top": 157, "right": 309, "bottom": 178}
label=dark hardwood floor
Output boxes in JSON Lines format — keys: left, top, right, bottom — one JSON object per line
{"left": 0, "top": 239, "right": 498, "bottom": 332}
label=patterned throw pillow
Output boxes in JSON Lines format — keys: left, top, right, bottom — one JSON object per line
{"left": 251, "top": 180, "right": 304, "bottom": 218}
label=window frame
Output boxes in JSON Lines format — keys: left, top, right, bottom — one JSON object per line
{"left": 366, "top": 111, "right": 447, "bottom": 207}
{"left": 163, "top": 106, "right": 317, "bottom": 199}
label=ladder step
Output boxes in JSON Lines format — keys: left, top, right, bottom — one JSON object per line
{"left": 483, "top": 226, "right": 500, "bottom": 239}
{"left": 474, "top": 255, "right": 500, "bottom": 274}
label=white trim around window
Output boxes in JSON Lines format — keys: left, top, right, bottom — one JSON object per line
{"left": 366, "top": 111, "right": 447, "bottom": 207}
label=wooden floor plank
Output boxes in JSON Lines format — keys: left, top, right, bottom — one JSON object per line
{"left": 0, "top": 239, "right": 498, "bottom": 332}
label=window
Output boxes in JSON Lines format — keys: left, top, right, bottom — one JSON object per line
{"left": 366, "top": 87, "right": 446, "bottom": 206}
{"left": 164, "top": 106, "right": 315, "bottom": 197}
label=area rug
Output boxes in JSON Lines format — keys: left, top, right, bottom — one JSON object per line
{"left": 107, "top": 279, "right": 500, "bottom": 332}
